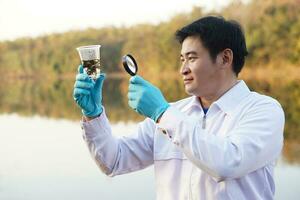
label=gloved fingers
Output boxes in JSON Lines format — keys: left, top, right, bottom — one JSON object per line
{"left": 127, "top": 91, "right": 138, "bottom": 101}
{"left": 129, "top": 75, "right": 147, "bottom": 85}
{"left": 74, "top": 80, "right": 95, "bottom": 89}
{"left": 128, "top": 99, "right": 138, "bottom": 110}
{"left": 94, "top": 73, "right": 106, "bottom": 91}
{"left": 76, "top": 73, "right": 92, "bottom": 82}
{"left": 73, "top": 88, "right": 90, "bottom": 98}
{"left": 128, "top": 83, "right": 138, "bottom": 92}
{"left": 77, "top": 65, "right": 84, "bottom": 74}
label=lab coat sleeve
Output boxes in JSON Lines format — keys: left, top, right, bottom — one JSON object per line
{"left": 157, "top": 100, "right": 285, "bottom": 181}
{"left": 81, "top": 109, "right": 154, "bottom": 176}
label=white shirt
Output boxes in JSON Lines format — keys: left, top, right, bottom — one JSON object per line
{"left": 81, "top": 80, "right": 285, "bottom": 200}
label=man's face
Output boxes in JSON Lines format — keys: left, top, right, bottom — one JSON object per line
{"left": 180, "top": 36, "right": 221, "bottom": 97}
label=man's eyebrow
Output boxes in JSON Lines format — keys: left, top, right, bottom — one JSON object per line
{"left": 180, "top": 51, "right": 198, "bottom": 57}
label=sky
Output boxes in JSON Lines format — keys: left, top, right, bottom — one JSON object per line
{"left": 0, "top": 0, "right": 236, "bottom": 41}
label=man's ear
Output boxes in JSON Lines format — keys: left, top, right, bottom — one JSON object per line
{"left": 222, "top": 48, "right": 233, "bottom": 68}
{"left": 216, "top": 49, "right": 233, "bottom": 70}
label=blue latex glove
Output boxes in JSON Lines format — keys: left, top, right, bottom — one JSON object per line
{"left": 73, "top": 65, "right": 106, "bottom": 117}
{"left": 128, "top": 75, "right": 170, "bottom": 122}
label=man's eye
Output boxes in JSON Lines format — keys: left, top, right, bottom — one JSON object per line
{"left": 188, "top": 57, "right": 196, "bottom": 61}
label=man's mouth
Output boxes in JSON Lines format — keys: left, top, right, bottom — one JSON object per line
{"left": 183, "top": 78, "right": 193, "bottom": 84}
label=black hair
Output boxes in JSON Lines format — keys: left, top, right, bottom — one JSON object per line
{"left": 175, "top": 16, "right": 248, "bottom": 76}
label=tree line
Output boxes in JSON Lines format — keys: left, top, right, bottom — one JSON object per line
{"left": 0, "top": 0, "right": 299, "bottom": 144}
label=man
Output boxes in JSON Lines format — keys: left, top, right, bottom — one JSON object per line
{"left": 73, "top": 16, "right": 284, "bottom": 200}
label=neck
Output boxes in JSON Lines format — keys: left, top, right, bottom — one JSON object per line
{"left": 199, "top": 78, "right": 238, "bottom": 108}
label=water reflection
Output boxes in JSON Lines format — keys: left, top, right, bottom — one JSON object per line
{"left": 0, "top": 77, "right": 299, "bottom": 164}
{"left": 0, "top": 114, "right": 155, "bottom": 200}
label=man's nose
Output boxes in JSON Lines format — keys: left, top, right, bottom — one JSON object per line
{"left": 180, "top": 62, "right": 190, "bottom": 75}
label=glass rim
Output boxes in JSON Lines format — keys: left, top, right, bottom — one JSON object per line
{"left": 76, "top": 45, "right": 101, "bottom": 50}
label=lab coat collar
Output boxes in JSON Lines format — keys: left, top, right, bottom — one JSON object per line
{"left": 181, "top": 95, "right": 202, "bottom": 112}
{"left": 182, "top": 80, "right": 250, "bottom": 114}
{"left": 213, "top": 80, "right": 251, "bottom": 114}
{"left": 181, "top": 80, "right": 251, "bottom": 115}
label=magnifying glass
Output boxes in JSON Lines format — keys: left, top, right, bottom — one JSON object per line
{"left": 122, "top": 54, "right": 138, "bottom": 76}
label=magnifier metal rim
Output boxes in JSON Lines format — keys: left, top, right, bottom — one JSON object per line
{"left": 122, "top": 54, "right": 138, "bottom": 76}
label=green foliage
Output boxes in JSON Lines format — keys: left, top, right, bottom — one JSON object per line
{"left": 245, "top": 0, "right": 300, "bottom": 65}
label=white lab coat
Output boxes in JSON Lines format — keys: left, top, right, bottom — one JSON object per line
{"left": 81, "top": 80, "right": 284, "bottom": 200}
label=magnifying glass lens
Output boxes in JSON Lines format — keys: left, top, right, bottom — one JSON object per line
{"left": 127, "top": 57, "right": 136, "bottom": 73}
{"left": 122, "top": 54, "right": 138, "bottom": 76}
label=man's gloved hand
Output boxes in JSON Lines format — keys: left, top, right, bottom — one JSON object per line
{"left": 73, "top": 65, "right": 106, "bottom": 117}
{"left": 128, "top": 75, "right": 170, "bottom": 122}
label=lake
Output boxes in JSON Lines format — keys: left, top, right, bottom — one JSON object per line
{"left": 0, "top": 114, "right": 299, "bottom": 200}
